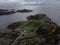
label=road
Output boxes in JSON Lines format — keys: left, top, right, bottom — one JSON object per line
{"left": 11, "top": 21, "right": 36, "bottom": 45}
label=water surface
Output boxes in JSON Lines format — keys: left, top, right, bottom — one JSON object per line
{"left": 0, "top": 5, "right": 60, "bottom": 29}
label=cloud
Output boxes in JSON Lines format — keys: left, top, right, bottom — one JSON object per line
{"left": 0, "top": 0, "right": 60, "bottom": 4}
{"left": 0, "top": 0, "right": 25, "bottom": 3}
{"left": 0, "top": 0, "right": 60, "bottom": 8}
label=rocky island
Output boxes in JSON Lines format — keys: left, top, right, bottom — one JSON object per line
{"left": 0, "top": 14, "right": 60, "bottom": 45}
{"left": 0, "top": 9, "right": 33, "bottom": 15}
{"left": 17, "top": 9, "right": 33, "bottom": 13}
{"left": 0, "top": 9, "right": 16, "bottom": 15}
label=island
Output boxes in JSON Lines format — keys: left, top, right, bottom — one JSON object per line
{"left": 0, "top": 9, "right": 16, "bottom": 15}
{"left": 17, "top": 9, "right": 33, "bottom": 13}
{"left": 0, "top": 14, "right": 60, "bottom": 45}
{"left": 0, "top": 9, "right": 33, "bottom": 15}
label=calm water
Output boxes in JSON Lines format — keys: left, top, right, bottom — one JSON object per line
{"left": 0, "top": 5, "right": 60, "bottom": 29}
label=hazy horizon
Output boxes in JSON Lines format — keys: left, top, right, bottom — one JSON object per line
{"left": 0, "top": 0, "right": 60, "bottom": 9}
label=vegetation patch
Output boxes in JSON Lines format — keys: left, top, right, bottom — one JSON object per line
{"left": 21, "top": 20, "right": 41, "bottom": 32}
{"left": 7, "top": 22, "right": 25, "bottom": 30}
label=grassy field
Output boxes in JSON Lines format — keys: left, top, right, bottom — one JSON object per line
{"left": 21, "top": 20, "right": 40, "bottom": 32}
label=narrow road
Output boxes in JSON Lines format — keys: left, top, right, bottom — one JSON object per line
{"left": 11, "top": 21, "right": 34, "bottom": 45}
{"left": 11, "top": 30, "right": 36, "bottom": 45}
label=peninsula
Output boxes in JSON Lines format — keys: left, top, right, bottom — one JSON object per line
{"left": 0, "top": 14, "right": 60, "bottom": 45}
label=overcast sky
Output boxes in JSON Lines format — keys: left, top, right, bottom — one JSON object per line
{"left": 0, "top": 0, "right": 60, "bottom": 8}
{"left": 0, "top": 0, "right": 60, "bottom": 3}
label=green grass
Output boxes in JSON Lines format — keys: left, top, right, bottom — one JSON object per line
{"left": 21, "top": 20, "right": 40, "bottom": 32}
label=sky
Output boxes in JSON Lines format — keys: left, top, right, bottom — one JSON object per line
{"left": 0, "top": 0, "right": 60, "bottom": 8}
{"left": 0, "top": 0, "right": 60, "bottom": 4}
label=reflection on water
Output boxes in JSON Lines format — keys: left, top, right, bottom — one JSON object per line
{"left": 0, "top": 5, "right": 60, "bottom": 29}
